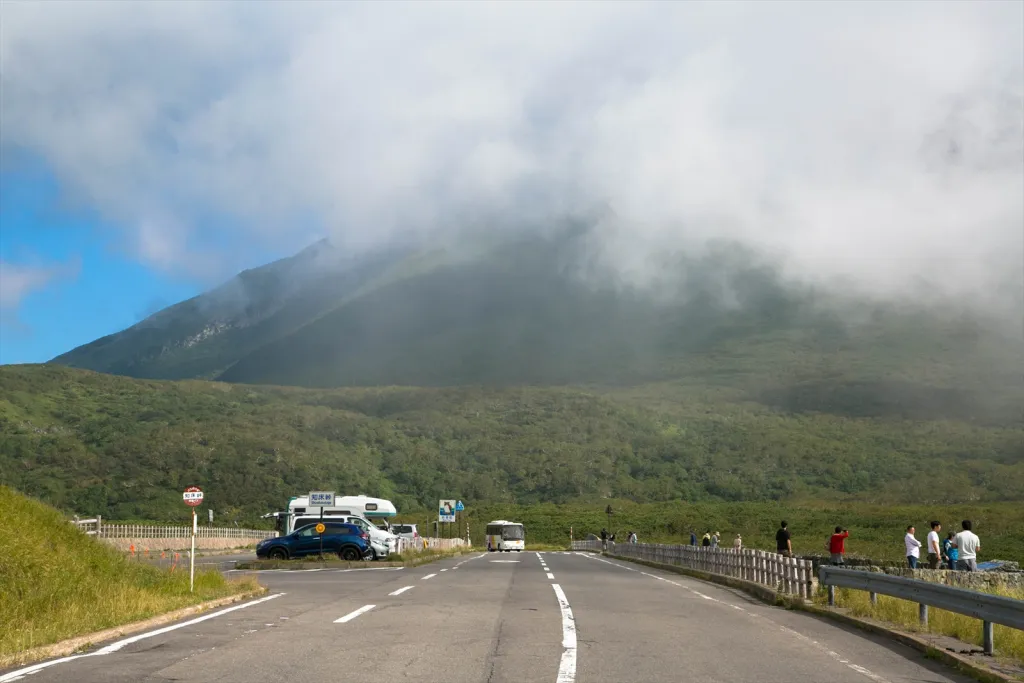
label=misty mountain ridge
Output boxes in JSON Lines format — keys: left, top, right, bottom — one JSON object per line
{"left": 51, "top": 227, "right": 1024, "bottom": 425}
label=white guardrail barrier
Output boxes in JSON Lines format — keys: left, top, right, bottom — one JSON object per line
{"left": 72, "top": 518, "right": 277, "bottom": 540}
{"left": 572, "top": 540, "right": 814, "bottom": 599}
{"left": 819, "top": 566, "right": 1024, "bottom": 655}
{"left": 394, "top": 537, "right": 469, "bottom": 554}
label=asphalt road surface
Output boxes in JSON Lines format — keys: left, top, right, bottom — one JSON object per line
{"left": 2, "top": 551, "right": 976, "bottom": 683}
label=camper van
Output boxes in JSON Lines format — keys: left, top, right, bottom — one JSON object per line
{"left": 263, "top": 495, "right": 398, "bottom": 559}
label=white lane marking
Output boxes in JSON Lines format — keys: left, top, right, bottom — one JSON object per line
{"left": 421, "top": 573, "right": 437, "bottom": 580}
{"left": 552, "top": 584, "right": 577, "bottom": 683}
{"left": 333, "top": 567, "right": 405, "bottom": 573}
{"left": 594, "top": 557, "right": 891, "bottom": 683}
{"left": 490, "top": 560, "right": 520, "bottom": 563}
{"left": 334, "top": 604, "right": 376, "bottom": 623}
{"left": 546, "top": 572, "right": 555, "bottom": 580}
{"left": 440, "top": 568, "right": 448, "bottom": 572}
{"left": 0, "top": 594, "right": 286, "bottom": 682}
{"left": 388, "top": 586, "right": 414, "bottom": 596}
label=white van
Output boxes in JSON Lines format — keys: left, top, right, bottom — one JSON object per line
{"left": 264, "top": 495, "right": 399, "bottom": 560}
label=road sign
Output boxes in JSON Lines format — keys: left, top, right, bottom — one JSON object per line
{"left": 183, "top": 487, "right": 203, "bottom": 507}
{"left": 315, "top": 522, "right": 326, "bottom": 534}
{"left": 309, "top": 491, "right": 335, "bottom": 507}
{"left": 455, "top": 500, "right": 465, "bottom": 512}
{"left": 439, "top": 499, "right": 456, "bottom": 523}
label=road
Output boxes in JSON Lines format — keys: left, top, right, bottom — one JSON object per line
{"left": 2, "top": 551, "right": 975, "bottom": 683}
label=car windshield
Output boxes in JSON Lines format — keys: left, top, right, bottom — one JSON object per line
{"left": 502, "top": 525, "right": 524, "bottom": 540}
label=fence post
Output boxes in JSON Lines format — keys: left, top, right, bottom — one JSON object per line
{"left": 870, "top": 592, "right": 878, "bottom": 605}
{"left": 983, "top": 621, "right": 994, "bottom": 655}
{"left": 919, "top": 603, "right": 928, "bottom": 627}
{"left": 828, "top": 584, "right": 836, "bottom": 606}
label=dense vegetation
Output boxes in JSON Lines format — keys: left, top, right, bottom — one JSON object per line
{"left": 2, "top": 366, "right": 1021, "bottom": 528}
{"left": 0, "top": 485, "right": 257, "bottom": 659}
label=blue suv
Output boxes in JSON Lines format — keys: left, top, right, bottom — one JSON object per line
{"left": 256, "top": 522, "right": 372, "bottom": 561}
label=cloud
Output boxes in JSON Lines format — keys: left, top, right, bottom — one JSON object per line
{"left": 1, "top": 1, "right": 1021, "bottom": 310}
{"left": 0, "top": 259, "right": 78, "bottom": 312}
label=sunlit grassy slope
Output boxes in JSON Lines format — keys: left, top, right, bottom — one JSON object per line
{"left": 0, "top": 485, "right": 259, "bottom": 658}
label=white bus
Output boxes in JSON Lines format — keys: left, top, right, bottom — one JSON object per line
{"left": 485, "top": 520, "right": 525, "bottom": 552}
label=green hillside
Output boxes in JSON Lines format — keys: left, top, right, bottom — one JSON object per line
{"left": 0, "top": 485, "right": 257, "bottom": 659}
{"left": 2, "top": 366, "right": 1021, "bottom": 525}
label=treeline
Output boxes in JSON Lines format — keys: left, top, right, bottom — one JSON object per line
{"left": 1, "top": 366, "right": 1022, "bottom": 526}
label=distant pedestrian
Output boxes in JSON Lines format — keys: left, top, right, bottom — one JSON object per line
{"left": 702, "top": 531, "right": 711, "bottom": 547}
{"left": 600, "top": 528, "right": 608, "bottom": 551}
{"left": 711, "top": 532, "right": 720, "bottom": 548}
{"left": 733, "top": 534, "right": 742, "bottom": 550}
{"left": 953, "top": 520, "right": 981, "bottom": 572}
{"left": 926, "top": 521, "right": 942, "bottom": 570}
{"left": 904, "top": 525, "right": 921, "bottom": 569}
{"left": 690, "top": 529, "right": 698, "bottom": 546}
{"left": 776, "top": 521, "right": 793, "bottom": 557}
{"left": 628, "top": 531, "right": 638, "bottom": 544}
{"left": 828, "top": 526, "right": 849, "bottom": 566}
{"left": 942, "top": 531, "right": 958, "bottom": 570}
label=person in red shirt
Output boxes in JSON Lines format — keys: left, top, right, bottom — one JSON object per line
{"left": 828, "top": 526, "right": 850, "bottom": 565}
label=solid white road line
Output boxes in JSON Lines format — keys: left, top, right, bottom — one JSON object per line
{"left": 388, "top": 586, "right": 414, "bottom": 596}
{"left": 552, "top": 584, "right": 577, "bottom": 683}
{"left": 334, "top": 605, "right": 376, "bottom": 623}
{"left": 0, "top": 593, "right": 286, "bottom": 683}
{"left": 421, "top": 573, "right": 437, "bottom": 580}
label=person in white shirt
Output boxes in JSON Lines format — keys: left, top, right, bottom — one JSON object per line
{"left": 926, "top": 521, "right": 942, "bottom": 570}
{"left": 904, "top": 525, "right": 922, "bottom": 569}
{"left": 953, "top": 520, "right": 981, "bottom": 572}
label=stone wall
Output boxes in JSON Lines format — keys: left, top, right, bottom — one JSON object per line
{"left": 801, "top": 554, "right": 1024, "bottom": 591}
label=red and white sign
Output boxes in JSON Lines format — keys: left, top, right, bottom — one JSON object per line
{"left": 183, "top": 486, "right": 204, "bottom": 506}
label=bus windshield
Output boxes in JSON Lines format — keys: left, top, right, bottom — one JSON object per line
{"left": 501, "top": 525, "right": 524, "bottom": 540}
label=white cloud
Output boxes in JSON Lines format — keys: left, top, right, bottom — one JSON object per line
{"left": 0, "top": 259, "right": 77, "bottom": 311}
{"left": 1, "top": 1, "right": 1021, "bottom": 309}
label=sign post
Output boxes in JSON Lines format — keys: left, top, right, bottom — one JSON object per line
{"left": 183, "top": 487, "right": 204, "bottom": 592}
{"left": 439, "top": 500, "right": 455, "bottom": 539}
{"left": 310, "top": 492, "right": 333, "bottom": 560}
{"left": 455, "top": 500, "right": 465, "bottom": 543}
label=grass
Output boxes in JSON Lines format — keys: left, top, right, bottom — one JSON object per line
{"left": 817, "top": 586, "right": 1024, "bottom": 667}
{"left": 0, "top": 486, "right": 261, "bottom": 658}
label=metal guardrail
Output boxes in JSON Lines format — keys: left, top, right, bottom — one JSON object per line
{"left": 572, "top": 539, "right": 814, "bottom": 599}
{"left": 819, "top": 566, "right": 1024, "bottom": 654}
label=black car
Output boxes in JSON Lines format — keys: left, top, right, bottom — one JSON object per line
{"left": 256, "top": 522, "right": 373, "bottom": 561}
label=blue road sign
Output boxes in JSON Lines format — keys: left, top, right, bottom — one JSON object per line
{"left": 455, "top": 500, "right": 465, "bottom": 511}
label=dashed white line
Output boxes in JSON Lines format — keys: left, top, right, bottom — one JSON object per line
{"left": 388, "top": 586, "right": 414, "bottom": 596}
{"left": 334, "top": 604, "right": 376, "bottom": 623}
{"left": 0, "top": 593, "right": 286, "bottom": 682}
{"left": 547, "top": 572, "right": 555, "bottom": 580}
{"left": 421, "top": 573, "right": 437, "bottom": 580}
{"left": 552, "top": 584, "right": 577, "bottom": 683}
{"left": 440, "top": 568, "right": 448, "bottom": 572}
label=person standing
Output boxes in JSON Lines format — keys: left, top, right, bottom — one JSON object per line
{"left": 942, "top": 531, "right": 958, "bottom": 570}
{"left": 776, "top": 521, "right": 793, "bottom": 557}
{"left": 690, "top": 529, "right": 698, "bottom": 546}
{"left": 828, "top": 526, "right": 849, "bottom": 566}
{"left": 701, "top": 531, "right": 712, "bottom": 547}
{"left": 600, "top": 528, "right": 608, "bottom": 551}
{"left": 926, "top": 521, "right": 942, "bottom": 569}
{"left": 904, "top": 525, "right": 922, "bottom": 568}
{"left": 711, "top": 531, "right": 720, "bottom": 548}
{"left": 733, "top": 534, "right": 743, "bottom": 550}
{"left": 953, "top": 520, "right": 981, "bottom": 572}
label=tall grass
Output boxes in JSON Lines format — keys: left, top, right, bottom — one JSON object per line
{"left": 0, "top": 486, "right": 260, "bottom": 657}
{"left": 817, "top": 586, "right": 1024, "bottom": 665}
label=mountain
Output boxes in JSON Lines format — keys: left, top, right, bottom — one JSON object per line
{"left": 50, "top": 229, "right": 1024, "bottom": 425}
{"left": 2, "top": 365, "right": 1022, "bottom": 525}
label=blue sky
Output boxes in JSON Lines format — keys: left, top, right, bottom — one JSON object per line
{"left": 0, "top": 164, "right": 202, "bottom": 365}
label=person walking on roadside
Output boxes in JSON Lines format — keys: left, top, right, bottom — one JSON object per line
{"left": 733, "top": 534, "right": 742, "bottom": 550}
{"left": 926, "top": 521, "right": 942, "bottom": 569}
{"left": 600, "top": 528, "right": 608, "bottom": 551}
{"left": 904, "top": 525, "right": 922, "bottom": 568}
{"left": 953, "top": 520, "right": 981, "bottom": 572}
{"left": 690, "top": 529, "right": 698, "bottom": 546}
{"left": 942, "top": 531, "right": 958, "bottom": 570}
{"left": 776, "top": 521, "right": 793, "bottom": 557}
{"left": 711, "top": 531, "right": 720, "bottom": 548}
{"left": 628, "top": 530, "right": 638, "bottom": 544}
{"left": 828, "top": 526, "right": 849, "bottom": 566}
{"left": 702, "top": 531, "right": 712, "bottom": 547}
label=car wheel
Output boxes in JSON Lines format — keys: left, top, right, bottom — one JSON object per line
{"left": 341, "top": 546, "right": 360, "bottom": 562}
{"left": 268, "top": 548, "right": 288, "bottom": 561}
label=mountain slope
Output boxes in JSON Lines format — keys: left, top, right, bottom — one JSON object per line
{"left": 2, "top": 366, "right": 1022, "bottom": 525}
